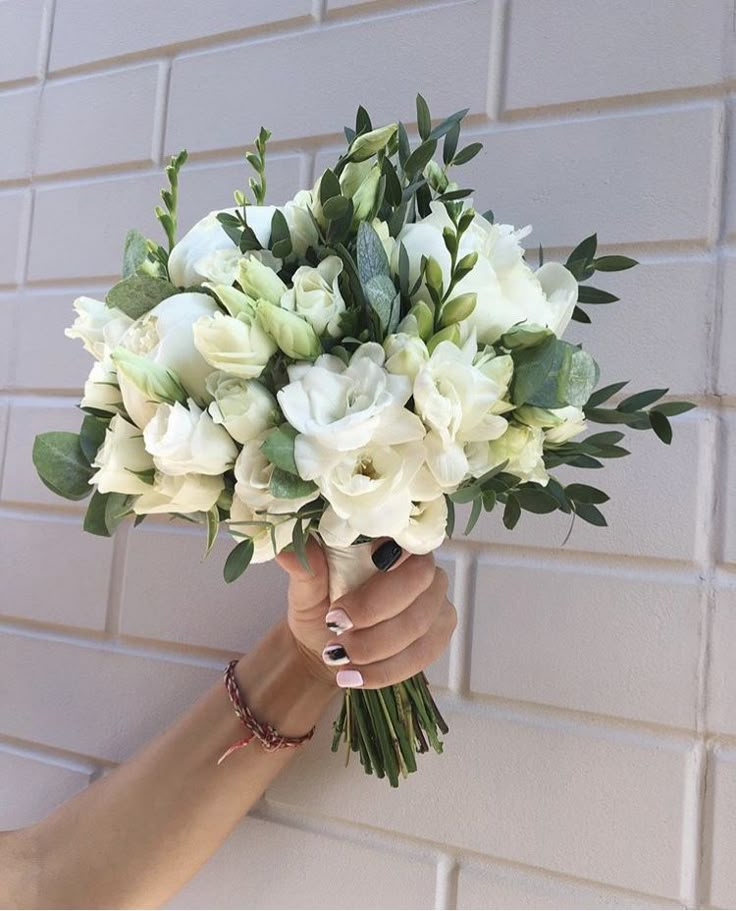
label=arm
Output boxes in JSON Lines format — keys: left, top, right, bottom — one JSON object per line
{"left": 1, "top": 540, "right": 455, "bottom": 910}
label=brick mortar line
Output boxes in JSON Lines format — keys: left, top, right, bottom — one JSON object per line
{"left": 485, "top": 0, "right": 508, "bottom": 121}
{"left": 435, "top": 853, "right": 458, "bottom": 910}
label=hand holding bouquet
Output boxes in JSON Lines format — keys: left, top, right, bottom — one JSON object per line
{"left": 33, "top": 97, "right": 694, "bottom": 787}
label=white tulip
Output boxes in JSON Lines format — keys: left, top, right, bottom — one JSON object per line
{"left": 143, "top": 399, "right": 237, "bottom": 477}
{"left": 193, "top": 310, "right": 276, "bottom": 379}
{"left": 65, "top": 296, "right": 133, "bottom": 361}
{"left": 228, "top": 494, "right": 297, "bottom": 563}
{"left": 206, "top": 372, "right": 279, "bottom": 444}
{"left": 133, "top": 471, "right": 223, "bottom": 515}
{"left": 280, "top": 256, "right": 346, "bottom": 337}
{"left": 89, "top": 415, "right": 154, "bottom": 496}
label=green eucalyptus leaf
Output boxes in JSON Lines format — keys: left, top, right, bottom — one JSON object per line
{"left": 445, "top": 496, "right": 456, "bottom": 538}
{"left": 319, "top": 169, "right": 341, "bottom": 206}
{"left": 261, "top": 424, "right": 299, "bottom": 475}
{"left": 443, "top": 122, "right": 460, "bottom": 165}
{"left": 651, "top": 401, "right": 696, "bottom": 417}
{"left": 429, "top": 107, "right": 468, "bottom": 141}
{"left": 204, "top": 504, "right": 219, "bottom": 558}
{"left": 79, "top": 414, "right": 109, "bottom": 464}
{"left": 122, "top": 229, "right": 150, "bottom": 278}
{"left": 464, "top": 496, "right": 483, "bottom": 535}
{"left": 513, "top": 488, "right": 559, "bottom": 514}
{"left": 83, "top": 490, "right": 113, "bottom": 537}
{"left": 501, "top": 323, "right": 554, "bottom": 350}
{"left": 33, "top": 432, "right": 93, "bottom": 501}
{"left": 270, "top": 467, "right": 317, "bottom": 500}
{"left": 567, "top": 349, "right": 600, "bottom": 408}
{"left": 105, "top": 274, "right": 177, "bottom": 319}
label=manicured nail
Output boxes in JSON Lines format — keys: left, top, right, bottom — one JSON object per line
{"left": 325, "top": 608, "right": 353, "bottom": 635}
{"left": 336, "top": 670, "right": 364, "bottom": 688}
{"left": 372, "top": 539, "right": 402, "bottom": 572}
{"left": 322, "top": 644, "right": 350, "bottom": 666}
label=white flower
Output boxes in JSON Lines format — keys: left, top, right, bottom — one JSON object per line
{"left": 393, "top": 496, "right": 448, "bottom": 555}
{"left": 413, "top": 336, "right": 509, "bottom": 488}
{"left": 89, "top": 415, "right": 153, "bottom": 495}
{"left": 234, "top": 437, "right": 316, "bottom": 515}
{"left": 516, "top": 404, "right": 588, "bottom": 444}
{"left": 133, "top": 471, "right": 223, "bottom": 515}
{"left": 277, "top": 344, "right": 425, "bottom": 480}
{"left": 394, "top": 203, "right": 578, "bottom": 345}
{"left": 116, "top": 292, "right": 219, "bottom": 427}
{"left": 280, "top": 256, "right": 346, "bottom": 337}
{"left": 193, "top": 310, "right": 276, "bottom": 379}
{"left": 372, "top": 218, "right": 396, "bottom": 264}
{"left": 168, "top": 206, "right": 275, "bottom": 287}
{"left": 229, "top": 494, "right": 297, "bottom": 563}
{"left": 80, "top": 361, "right": 125, "bottom": 415}
{"left": 384, "top": 333, "right": 429, "bottom": 381}
{"left": 143, "top": 399, "right": 237, "bottom": 477}
{"left": 193, "top": 247, "right": 244, "bottom": 286}
{"left": 283, "top": 190, "right": 319, "bottom": 257}
{"left": 65, "top": 296, "right": 133, "bottom": 361}
{"left": 468, "top": 423, "right": 548, "bottom": 485}
{"left": 256, "top": 301, "right": 322, "bottom": 360}
{"left": 206, "top": 372, "right": 279, "bottom": 444}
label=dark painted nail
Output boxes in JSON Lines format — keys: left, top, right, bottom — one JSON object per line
{"left": 372, "top": 539, "right": 402, "bottom": 572}
{"left": 322, "top": 644, "right": 350, "bottom": 666}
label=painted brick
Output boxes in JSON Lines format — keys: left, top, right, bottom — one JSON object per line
{"left": 270, "top": 709, "right": 691, "bottom": 898}
{"left": 723, "top": 410, "right": 736, "bottom": 565}
{"left": 707, "top": 747, "right": 736, "bottom": 908}
{"left": 0, "top": 191, "right": 29, "bottom": 285}
{"left": 707, "top": 575, "right": 736, "bottom": 736}
{"left": 726, "top": 101, "right": 736, "bottom": 241}
{"left": 49, "top": 1, "right": 313, "bottom": 72}
{"left": 458, "top": 106, "right": 721, "bottom": 248}
{"left": 327, "top": 0, "right": 383, "bottom": 8}
{"left": 0, "top": 294, "right": 13, "bottom": 386}
{"left": 0, "top": 402, "right": 8, "bottom": 476}
{"left": 35, "top": 65, "right": 160, "bottom": 176}
{"left": 0, "top": 512, "right": 112, "bottom": 631}
{"left": 166, "top": 1, "right": 493, "bottom": 155}
{"left": 718, "top": 255, "right": 736, "bottom": 396}
{"left": 28, "top": 173, "right": 161, "bottom": 281}
{"left": 471, "top": 558, "right": 701, "bottom": 729}
{"left": 0, "top": 399, "right": 85, "bottom": 508}
{"left": 168, "top": 816, "right": 436, "bottom": 909}
{"left": 0, "top": 87, "right": 37, "bottom": 181}
{"left": 456, "top": 857, "right": 679, "bottom": 910}
{"left": 466, "top": 414, "right": 703, "bottom": 563}
{"left": 10, "top": 287, "right": 99, "bottom": 391}
{"left": 0, "top": 633, "right": 217, "bottom": 761}
{"left": 0, "top": 749, "right": 88, "bottom": 829}
{"left": 0, "top": 0, "right": 44, "bottom": 84}
{"left": 504, "top": 0, "right": 730, "bottom": 112}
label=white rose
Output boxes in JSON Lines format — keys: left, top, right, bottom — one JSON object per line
{"left": 280, "top": 256, "right": 346, "bottom": 337}
{"left": 116, "top": 292, "right": 219, "bottom": 427}
{"left": 469, "top": 423, "right": 548, "bottom": 485}
{"left": 229, "top": 494, "right": 297, "bottom": 563}
{"left": 516, "top": 404, "right": 587, "bottom": 444}
{"left": 393, "top": 495, "right": 448, "bottom": 555}
{"left": 234, "top": 436, "right": 316, "bottom": 515}
{"left": 89, "top": 415, "right": 154, "bottom": 495}
{"left": 65, "top": 296, "right": 133, "bottom": 361}
{"left": 277, "top": 344, "right": 425, "bottom": 480}
{"left": 206, "top": 372, "right": 279, "bottom": 444}
{"left": 168, "top": 206, "right": 275, "bottom": 287}
{"left": 143, "top": 398, "right": 237, "bottom": 476}
{"left": 193, "top": 310, "right": 276, "bottom": 379}
{"left": 394, "top": 203, "right": 578, "bottom": 345}
{"left": 413, "top": 337, "right": 509, "bottom": 488}
{"left": 283, "top": 190, "right": 319, "bottom": 257}
{"left": 80, "top": 361, "right": 125, "bottom": 415}
{"left": 384, "top": 333, "right": 429, "bottom": 381}
{"left": 133, "top": 471, "right": 222, "bottom": 515}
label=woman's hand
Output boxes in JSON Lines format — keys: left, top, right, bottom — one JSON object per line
{"left": 277, "top": 538, "right": 457, "bottom": 689}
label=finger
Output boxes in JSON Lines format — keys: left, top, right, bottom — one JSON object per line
{"left": 327, "top": 552, "right": 436, "bottom": 634}
{"left": 370, "top": 538, "right": 412, "bottom": 573}
{"left": 335, "top": 601, "right": 458, "bottom": 689}
{"left": 276, "top": 536, "right": 329, "bottom": 613}
{"left": 322, "top": 568, "right": 448, "bottom": 667}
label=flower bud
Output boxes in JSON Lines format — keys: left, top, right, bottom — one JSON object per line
{"left": 349, "top": 163, "right": 382, "bottom": 226}
{"left": 110, "top": 347, "right": 187, "bottom": 406}
{"left": 424, "top": 159, "right": 448, "bottom": 193}
{"left": 427, "top": 323, "right": 461, "bottom": 354}
{"left": 350, "top": 123, "right": 398, "bottom": 162}
{"left": 424, "top": 256, "right": 444, "bottom": 295}
{"left": 202, "top": 283, "right": 256, "bottom": 319}
{"left": 439, "top": 292, "right": 477, "bottom": 328}
{"left": 256, "top": 301, "right": 322, "bottom": 360}
{"left": 384, "top": 333, "right": 429, "bottom": 381}
{"left": 237, "top": 256, "right": 287, "bottom": 305}
{"left": 397, "top": 301, "right": 434, "bottom": 341}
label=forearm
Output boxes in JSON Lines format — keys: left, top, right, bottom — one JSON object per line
{"left": 17, "top": 621, "right": 334, "bottom": 910}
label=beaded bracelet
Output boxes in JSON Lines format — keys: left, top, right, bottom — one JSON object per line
{"left": 218, "top": 659, "right": 315, "bottom": 764}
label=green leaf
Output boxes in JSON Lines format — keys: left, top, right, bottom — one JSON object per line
{"left": 33, "top": 432, "right": 93, "bottom": 501}
{"left": 649, "top": 410, "right": 673, "bottom": 444}
{"left": 436, "top": 187, "right": 473, "bottom": 202}
{"left": 574, "top": 503, "right": 607, "bottom": 527}
{"left": 543, "top": 476, "right": 571, "bottom": 514}
{"left": 577, "top": 286, "right": 620, "bottom": 304}
{"left": 355, "top": 104, "right": 372, "bottom": 134}
{"left": 319, "top": 168, "right": 341, "bottom": 206}
{"left": 445, "top": 496, "right": 455, "bottom": 538}
{"left": 261, "top": 424, "right": 299, "bottom": 474}
{"left": 270, "top": 209, "right": 292, "bottom": 259}
{"left": 416, "top": 94, "right": 431, "bottom": 140}
{"left": 565, "top": 483, "right": 610, "bottom": 505}
{"left": 322, "top": 195, "right": 351, "bottom": 221}
{"left": 452, "top": 142, "right": 483, "bottom": 165}
{"left": 105, "top": 274, "right": 177, "bottom": 319}
{"left": 122, "top": 229, "right": 150, "bottom": 278}
{"left": 382, "top": 158, "right": 403, "bottom": 207}
{"left": 270, "top": 467, "right": 318, "bottom": 500}
{"left": 83, "top": 490, "right": 113, "bottom": 537}
{"left": 501, "top": 323, "right": 554, "bottom": 350}
{"left": 429, "top": 108, "right": 469, "bottom": 141}
{"left": 204, "top": 505, "right": 219, "bottom": 558}
{"left": 79, "top": 414, "right": 109, "bottom": 464}
{"left": 583, "top": 431, "right": 626, "bottom": 447}
{"left": 464, "top": 496, "right": 482, "bottom": 535}
{"left": 567, "top": 349, "right": 600, "bottom": 408}
{"left": 223, "top": 538, "right": 255, "bottom": 583}
{"left": 356, "top": 220, "right": 390, "bottom": 284}
{"left": 566, "top": 233, "right": 598, "bottom": 268}
{"left": 291, "top": 518, "right": 313, "bottom": 573}
{"left": 586, "top": 380, "right": 629, "bottom": 408}
{"left": 513, "top": 488, "right": 559, "bottom": 514}
{"left": 404, "top": 139, "right": 437, "bottom": 180}
{"left": 443, "top": 122, "right": 460, "bottom": 165}
{"left": 618, "top": 387, "right": 668, "bottom": 412}
{"left": 503, "top": 496, "right": 521, "bottom": 530}
{"left": 651, "top": 401, "right": 697, "bottom": 417}
{"left": 572, "top": 306, "right": 591, "bottom": 324}
{"left": 593, "top": 254, "right": 638, "bottom": 271}
{"left": 449, "top": 483, "right": 480, "bottom": 504}
{"left": 511, "top": 337, "right": 576, "bottom": 408}
{"left": 397, "top": 122, "right": 410, "bottom": 168}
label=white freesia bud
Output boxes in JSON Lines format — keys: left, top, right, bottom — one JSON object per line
{"left": 283, "top": 190, "right": 320, "bottom": 257}
{"left": 256, "top": 301, "right": 322, "bottom": 360}
{"left": 228, "top": 495, "right": 297, "bottom": 564}
{"left": 384, "top": 333, "right": 429, "bottom": 381}
{"left": 143, "top": 399, "right": 238, "bottom": 477}
{"left": 516, "top": 404, "right": 587, "bottom": 444}
{"left": 89, "top": 415, "right": 154, "bottom": 496}
{"left": 397, "top": 300, "right": 434, "bottom": 341}
{"left": 133, "top": 471, "right": 223, "bottom": 515}
{"left": 80, "top": 362, "right": 125, "bottom": 415}
{"left": 193, "top": 311, "right": 276, "bottom": 379}
{"left": 350, "top": 123, "right": 398, "bottom": 162}
{"left": 280, "top": 256, "right": 346, "bottom": 338}
{"left": 206, "top": 372, "right": 279, "bottom": 444}
{"left": 168, "top": 206, "right": 275, "bottom": 287}
{"left": 238, "top": 256, "right": 287, "bottom": 306}
{"left": 65, "top": 296, "right": 133, "bottom": 361}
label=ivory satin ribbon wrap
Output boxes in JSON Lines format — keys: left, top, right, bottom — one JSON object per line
{"left": 322, "top": 541, "right": 378, "bottom": 604}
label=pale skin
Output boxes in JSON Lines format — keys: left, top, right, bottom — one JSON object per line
{"left": 0, "top": 539, "right": 456, "bottom": 910}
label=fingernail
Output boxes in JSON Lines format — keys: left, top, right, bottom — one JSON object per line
{"left": 322, "top": 644, "right": 350, "bottom": 666}
{"left": 372, "top": 539, "right": 402, "bottom": 572}
{"left": 325, "top": 608, "right": 353, "bottom": 635}
{"left": 336, "top": 670, "right": 364, "bottom": 688}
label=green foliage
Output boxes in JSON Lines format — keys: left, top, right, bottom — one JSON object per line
{"left": 105, "top": 274, "right": 177, "bottom": 320}
{"left": 223, "top": 538, "right": 255, "bottom": 584}
{"left": 261, "top": 424, "right": 299, "bottom": 474}
{"left": 155, "top": 149, "right": 188, "bottom": 253}
{"left": 270, "top": 467, "right": 318, "bottom": 499}
{"left": 83, "top": 491, "right": 133, "bottom": 537}
{"left": 33, "top": 432, "right": 93, "bottom": 501}
{"left": 122, "top": 229, "right": 150, "bottom": 279}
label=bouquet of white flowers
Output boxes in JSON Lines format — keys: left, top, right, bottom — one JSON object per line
{"left": 33, "top": 98, "right": 694, "bottom": 787}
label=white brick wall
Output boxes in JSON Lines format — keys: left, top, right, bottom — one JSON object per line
{"left": 0, "top": 1, "right": 732, "bottom": 907}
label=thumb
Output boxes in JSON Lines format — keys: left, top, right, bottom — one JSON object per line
{"left": 276, "top": 535, "right": 329, "bottom": 613}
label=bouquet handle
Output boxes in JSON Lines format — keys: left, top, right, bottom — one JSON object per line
{"left": 322, "top": 541, "right": 448, "bottom": 787}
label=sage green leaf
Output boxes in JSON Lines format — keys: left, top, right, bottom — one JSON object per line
{"left": 513, "top": 488, "right": 559, "bottom": 514}
{"left": 445, "top": 496, "right": 455, "bottom": 538}
{"left": 565, "top": 483, "right": 610, "bottom": 505}
{"left": 443, "top": 122, "right": 460, "bottom": 165}
{"left": 319, "top": 168, "right": 341, "bottom": 206}
{"left": 565, "top": 233, "right": 598, "bottom": 269}
{"left": 270, "top": 209, "right": 292, "bottom": 259}
{"left": 83, "top": 490, "right": 113, "bottom": 537}
{"left": 429, "top": 107, "right": 469, "bottom": 141}
{"left": 33, "top": 432, "right": 93, "bottom": 501}
{"left": 105, "top": 274, "right": 177, "bottom": 320}
{"left": 79, "top": 414, "right": 109, "bottom": 464}
{"left": 574, "top": 502, "right": 607, "bottom": 526}
{"left": 572, "top": 306, "right": 591, "bottom": 324}
{"left": 452, "top": 142, "right": 483, "bottom": 165}
{"left": 261, "top": 424, "right": 299, "bottom": 475}
{"left": 404, "top": 139, "right": 437, "bottom": 180}
{"left": 503, "top": 496, "right": 521, "bottom": 530}
{"left": 291, "top": 518, "right": 313, "bottom": 573}
{"left": 464, "top": 496, "right": 482, "bottom": 535}
{"left": 356, "top": 221, "right": 390, "bottom": 285}
{"left": 585, "top": 380, "right": 629, "bottom": 408}
{"left": 583, "top": 431, "right": 626, "bottom": 447}
{"left": 566, "top": 349, "right": 600, "bottom": 408}
{"left": 511, "top": 337, "right": 572, "bottom": 408}
{"left": 501, "top": 323, "right": 554, "bottom": 350}
{"left": 204, "top": 505, "right": 219, "bottom": 558}
{"left": 651, "top": 401, "right": 696, "bottom": 417}
{"left": 577, "top": 285, "right": 620, "bottom": 304}
{"left": 649, "top": 410, "right": 673, "bottom": 444}
{"left": 618, "top": 387, "right": 667, "bottom": 412}
{"left": 122, "top": 229, "right": 150, "bottom": 279}
{"left": 593, "top": 254, "right": 638, "bottom": 271}
{"left": 323, "top": 195, "right": 351, "bottom": 221}
{"left": 416, "top": 93, "right": 431, "bottom": 140}
{"left": 223, "top": 538, "right": 255, "bottom": 583}
{"left": 270, "top": 467, "right": 317, "bottom": 499}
